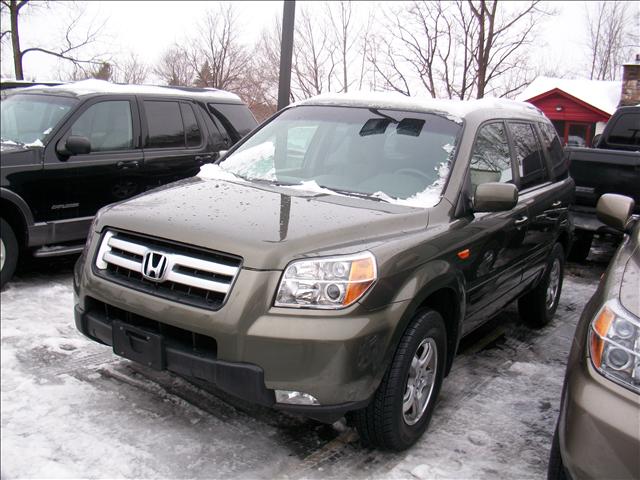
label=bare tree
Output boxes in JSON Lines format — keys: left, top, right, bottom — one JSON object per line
{"left": 1, "top": 0, "right": 108, "bottom": 80}
{"left": 153, "top": 45, "right": 194, "bottom": 86}
{"left": 112, "top": 53, "right": 148, "bottom": 84}
{"left": 585, "top": 1, "right": 639, "bottom": 81}
{"left": 369, "top": 0, "right": 547, "bottom": 99}
{"left": 325, "top": 1, "right": 362, "bottom": 92}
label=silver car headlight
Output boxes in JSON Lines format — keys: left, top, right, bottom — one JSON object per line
{"left": 274, "top": 251, "right": 377, "bottom": 309}
{"left": 589, "top": 299, "right": 640, "bottom": 394}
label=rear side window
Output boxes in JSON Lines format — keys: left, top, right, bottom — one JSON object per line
{"left": 509, "top": 122, "right": 548, "bottom": 190}
{"left": 145, "top": 101, "right": 184, "bottom": 148}
{"left": 469, "top": 122, "right": 512, "bottom": 193}
{"left": 71, "top": 100, "right": 133, "bottom": 152}
{"left": 606, "top": 113, "right": 640, "bottom": 146}
{"left": 209, "top": 103, "right": 257, "bottom": 138}
{"left": 180, "top": 103, "right": 202, "bottom": 147}
{"left": 538, "top": 122, "right": 566, "bottom": 179}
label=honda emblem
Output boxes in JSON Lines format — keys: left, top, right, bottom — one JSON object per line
{"left": 142, "top": 251, "right": 168, "bottom": 282}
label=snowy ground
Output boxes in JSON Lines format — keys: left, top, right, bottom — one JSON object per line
{"left": 1, "top": 241, "right": 614, "bottom": 479}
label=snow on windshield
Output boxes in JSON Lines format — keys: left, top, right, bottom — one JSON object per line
{"left": 219, "top": 141, "right": 276, "bottom": 180}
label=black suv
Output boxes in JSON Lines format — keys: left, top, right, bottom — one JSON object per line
{"left": 0, "top": 79, "right": 257, "bottom": 287}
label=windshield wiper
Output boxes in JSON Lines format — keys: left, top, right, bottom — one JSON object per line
{"left": 320, "top": 186, "right": 391, "bottom": 203}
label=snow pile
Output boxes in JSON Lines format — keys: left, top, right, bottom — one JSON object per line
{"left": 220, "top": 141, "right": 276, "bottom": 180}
{"left": 285, "top": 180, "right": 340, "bottom": 196}
{"left": 517, "top": 76, "right": 622, "bottom": 115}
{"left": 197, "top": 163, "right": 244, "bottom": 182}
{"left": 373, "top": 161, "right": 449, "bottom": 208}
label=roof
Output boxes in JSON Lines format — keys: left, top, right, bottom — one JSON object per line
{"left": 517, "top": 76, "right": 621, "bottom": 115}
{"left": 295, "top": 91, "right": 545, "bottom": 122}
{"left": 12, "top": 79, "right": 242, "bottom": 103}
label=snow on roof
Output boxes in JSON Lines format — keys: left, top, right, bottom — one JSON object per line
{"left": 296, "top": 91, "right": 544, "bottom": 121}
{"left": 516, "top": 76, "right": 621, "bottom": 115}
{"left": 20, "top": 79, "right": 242, "bottom": 102}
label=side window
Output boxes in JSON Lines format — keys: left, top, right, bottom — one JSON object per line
{"left": 539, "top": 122, "right": 566, "bottom": 179}
{"left": 70, "top": 101, "right": 133, "bottom": 152}
{"left": 469, "top": 122, "right": 512, "bottom": 193}
{"left": 509, "top": 122, "right": 548, "bottom": 190}
{"left": 180, "top": 103, "right": 202, "bottom": 147}
{"left": 209, "top": 103, "right": 257, "bottom": 138}
{"left": 145, "top": 100, "right": 185, "bottom": 148}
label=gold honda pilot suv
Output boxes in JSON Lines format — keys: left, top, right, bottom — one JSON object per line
{"left": 74, "top": 93, "right": 574, "bottom": 450}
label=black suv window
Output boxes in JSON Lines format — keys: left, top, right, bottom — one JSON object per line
{"left": 469, "top": 122, "right": 512, "bottom": 193}
{"left": 607, "top": 113, "right": 640, "bottom": 146}
{"left": 70, "top": 100, "right": 133, "bottom": 152}
{"left": 145, "top": 101, "right": 203, "bottom": 149}
{"left": 539, "top": 122, "right": 566, "bottom": 179}
{"left": 509, "top": 122, "right": 548, "bottom": 190}
{"left": 208, "top": 103, "right": 257, "bottom": 138}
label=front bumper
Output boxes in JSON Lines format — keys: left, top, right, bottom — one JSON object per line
{"left": 559, "top": 358, "right": 640, "bottom": 479}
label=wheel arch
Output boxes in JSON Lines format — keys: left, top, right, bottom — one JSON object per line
{"left": 0, "top": 189, "right": 32, "bottom": 249}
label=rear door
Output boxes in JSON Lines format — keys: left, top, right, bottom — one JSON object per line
{"left": 139, "top": 98, "right": 211, "bottom": 191}
{"left": 507, "top": 121, "right": 571, "bottom": 284}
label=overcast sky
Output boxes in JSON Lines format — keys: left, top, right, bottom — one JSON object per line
{"left": 0, "top": 1, "right": 637, "bottom": 83}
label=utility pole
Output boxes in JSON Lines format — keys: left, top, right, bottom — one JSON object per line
{"left": 277, "top": 0, "right": 296, "bottom": 110}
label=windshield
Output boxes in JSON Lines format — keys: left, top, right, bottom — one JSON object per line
{"left": 218, "top": 105, "right": 461, "bottom": 207}
{"left": 1, "top": 93, "right": 77, "bottom": 146}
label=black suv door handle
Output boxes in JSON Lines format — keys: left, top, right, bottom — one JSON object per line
{"left": 116, "top": 160, "right": 140, "bottom": 170}
{"left": 551, "top": 200, "right": 562, "bottom": 208}
{"left": 514, "top": 216, "right": 529, "bottom": 226}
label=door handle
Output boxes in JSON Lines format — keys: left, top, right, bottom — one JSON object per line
{"left": 551, "top": 201, "right": 562, "bottom": 207}
{"left": 116, "top": 160, "right": 140, "bottom": 169}
{"left": 514, "top": 216, "right": 529, "bottom": 226}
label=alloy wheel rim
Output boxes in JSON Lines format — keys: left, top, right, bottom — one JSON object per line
{"left": 0, "top": 238, "right": 5, "bottom": 271}
{"left": 546, "top": 259, "right": 561, "bottom": 309}
{"left": 402, "top": 337, "right": 437, "bottom": 426}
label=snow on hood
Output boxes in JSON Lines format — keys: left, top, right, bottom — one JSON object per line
{"left": 517, "top": 76, "right": 622, "bottom": 115}
{"left": 197, "top": 164, "right": 245, "bottom": 182}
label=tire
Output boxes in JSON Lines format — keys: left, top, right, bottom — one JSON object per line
{"left": 518, "top": 242, "right": 564, "bottom": 328}
{"left": 1, "top": 218, "right": 19, "bottom": 289}
{"left": 353, "top": 309, "right": 446, "bottom": 450}
{"left": 568, "top": 231, "right": 592, "bottom": 262}
{"left": 547, "top": 423, "right": 568, "bottom": 480}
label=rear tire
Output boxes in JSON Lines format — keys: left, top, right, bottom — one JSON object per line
{"left": 1, "top": 218, "right": 19, "bottom": 289}
{"left": 518, "top": 243, "right": 564, "bottom": 328}
{"left": 568, "top": 231, "right": 592, "bottom": 262}
{"left": 353, "top": 309, "right": 446, "bottom": 450}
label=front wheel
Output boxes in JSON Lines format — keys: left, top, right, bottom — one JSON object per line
{"left": 353, "top": 309, "right": 446, "bottom": 450}
{"left": 518, "top": 242, "right": 564, "bottom": 328}
{"left": 1, "top": 218, "right": 19, "bottom": 289}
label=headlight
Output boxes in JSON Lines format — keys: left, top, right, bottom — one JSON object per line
{"left": 274, "top": 251, "right": 377, "bottom": 309}
{"left": 589, "top": 299, "right": 640, "bottom": 394}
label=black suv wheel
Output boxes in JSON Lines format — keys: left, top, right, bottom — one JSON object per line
{"left": 1, "top": 218, "right": 18, "bottom": 288}
{"left": 353, "top": 309, "right": 446, "bottom": 450}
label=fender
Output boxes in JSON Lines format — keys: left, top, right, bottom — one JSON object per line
{"left": 371, "top": 259, "right": 466, "bottom": 386}
{"left": 0, "top": 187, "right": 34, "bottom": 228}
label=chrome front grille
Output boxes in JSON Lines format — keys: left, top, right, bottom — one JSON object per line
{"left": 94, "top": 230, "right": 242, "bottom": 310}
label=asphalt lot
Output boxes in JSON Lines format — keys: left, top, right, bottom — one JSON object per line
{"left": 0, "top": 238, "right": 615, "bottom": 479}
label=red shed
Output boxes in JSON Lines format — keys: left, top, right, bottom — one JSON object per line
{"left": 517, "top": 77, "right": 621, "bottom": 147}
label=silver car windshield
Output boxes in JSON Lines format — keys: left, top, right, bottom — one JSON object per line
{"left": 219, "top": 105, "right": 461, "bottom": 207}
{"left": 1, "top": 93, "right": 77, "bottom": 146}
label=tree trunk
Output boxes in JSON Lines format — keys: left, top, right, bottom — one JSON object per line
{"left": 10, "top": 0, "right": 24, "bottom": 80}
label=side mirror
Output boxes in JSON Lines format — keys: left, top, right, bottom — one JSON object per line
{"left": 473, "top": 182, "right": 518, "bottom": 212}
{"left": 596, "top": 193, "right": 635, "bottom": 230}
{"left": 66, "top": 136, "right": 91, "bottom": 155}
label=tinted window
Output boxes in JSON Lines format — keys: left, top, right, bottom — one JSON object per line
{"left": 180, "top": 103, "right": 202, "bottom": 147}
{"left": 209, "top": 103, "right": 257, "bottom": 137}
{"left": 469, "top": 122, "right": 512, "bottom": 192}
{"left": 539, "top": 122, "right": 566, "bottom": 179}
{"left": 509, "top": 122, "right": 547, "bottom": 189}
{"left": 71, "top": 101, "right": 133, "bottom": 152}
{"left": 145, "top": 101, "right": 184, "bottom": 148}
{"left": 607, "top": 113, "right": 640, "bottom": 146}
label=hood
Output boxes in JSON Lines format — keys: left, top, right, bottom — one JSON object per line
{"left": 96, "top": 177, "right": 430, "bottom": 270}
{"left": 0, "top": 141, "right": 41, "bottom": 165}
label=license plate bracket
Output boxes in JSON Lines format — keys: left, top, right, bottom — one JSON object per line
{"left": 112, "top": 321, "right": 165, "bottom": 370}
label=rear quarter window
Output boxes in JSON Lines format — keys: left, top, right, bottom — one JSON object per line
{"left": 538, "top": 122, "right": 567, "bottom": 180}
{"left": 509, "top": 122, "right": 548, "bottom": 190}
{"left": 208, "top": 103, "right": 257, "bottom": 138}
